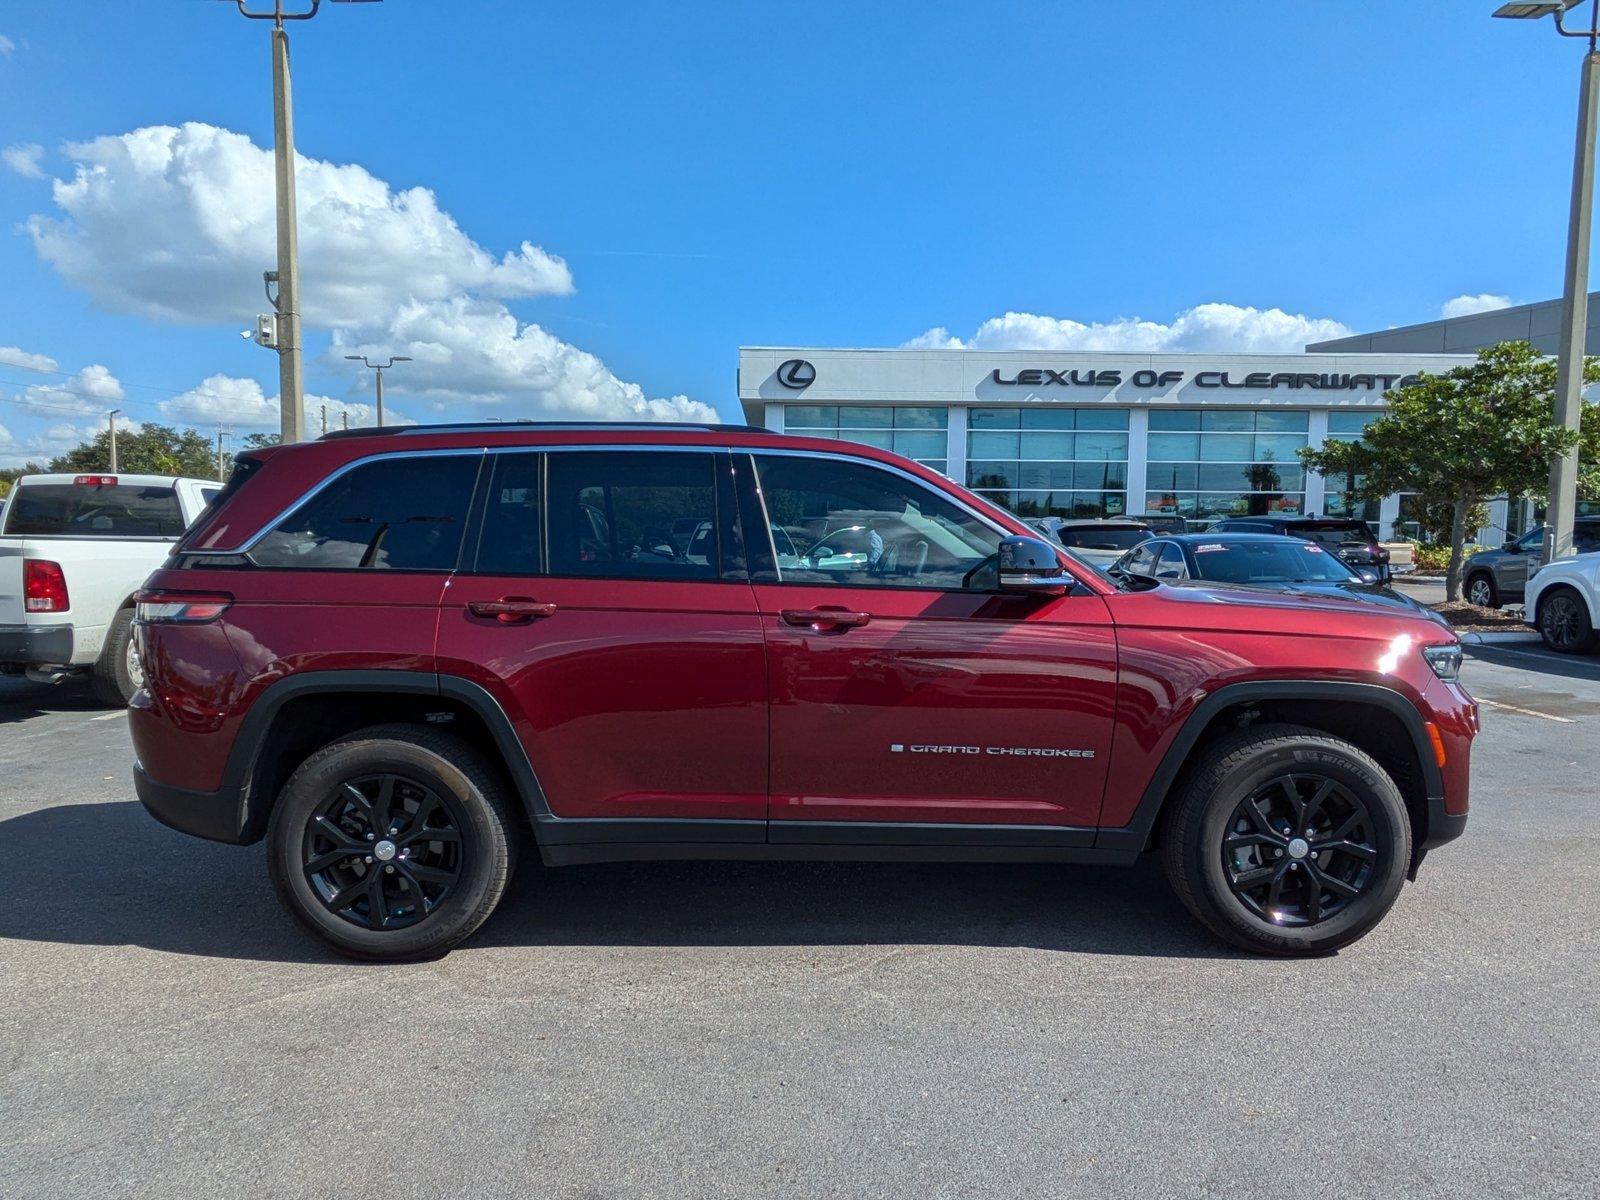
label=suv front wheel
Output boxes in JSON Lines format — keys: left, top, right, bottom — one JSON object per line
{"left": 1161, "top": 725, "right": 1411, "bottom": 956}
{"left": 266, "top": 724, "right": 518, "bottom": 960}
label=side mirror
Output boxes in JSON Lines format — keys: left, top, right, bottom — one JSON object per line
{"left": 811, "top": 546, "right": 833, "bottom": 560}
{"left": 997, "top": 535, "right": 1073, "bottom": 595}
{"left": 1503, "top": 539, "right": 1518, "bottom": 552}
{"left": 1354, "top": 567, "right": 1380, "bottom": 584}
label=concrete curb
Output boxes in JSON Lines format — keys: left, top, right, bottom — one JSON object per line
{"left": 1458, "top": 630, "right": 1542, "bottom": 646}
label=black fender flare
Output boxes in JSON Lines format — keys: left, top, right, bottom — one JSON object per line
{"left": 1092, "top": 680, "right": 1450, "bottom": 855}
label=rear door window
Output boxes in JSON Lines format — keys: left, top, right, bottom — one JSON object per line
{"left": 249, "top": 454, "right": 480, "bottom": 571}
{"left": 2, "top": 482, "right": 185, "bottom": 538}
{"left": 545, "top": 451, "right": 721, "bottom": 580}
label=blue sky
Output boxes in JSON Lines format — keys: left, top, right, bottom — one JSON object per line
{"left": 0, "top": 1, "right": 1592, "bottom": 463}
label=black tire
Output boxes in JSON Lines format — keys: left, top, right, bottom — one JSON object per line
{"left": 1160, "top": 724, "right": 1411, "bottom": 957}
{"left": 1536, "top": 586, "right": 1599, "bottom": 655}
{"left": 89, "top": 606, "right": 139, "bottom": 707}
{"left": 1465, "top": 572, "right": 1498, "bottom": 610}
{"left": 266, "top": 723, "right": 518, "bottom": 961}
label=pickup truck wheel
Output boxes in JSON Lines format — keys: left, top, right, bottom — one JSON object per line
{"left": 1537, "top": 587, "right": 1598, "bottom": 655}
{"left": 266, "top": 724, "right": 518, "bottom": 961}
{"left": 1160, "top": 724, "right": 1410, "bottom": 957}
{"left": 89, "top": 607, "right": 139, "bottom": 707}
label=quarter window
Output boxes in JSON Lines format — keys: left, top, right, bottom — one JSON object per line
{"left": 545, "top": 451, "right": 720, "bottom": 580}
{"left": 752, "top": 454, "right": 999, "bottom": 590}
{"left": 250, "top": 455, "right": 479, "bottom": 571}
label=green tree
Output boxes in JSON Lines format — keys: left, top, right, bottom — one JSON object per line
{"left": 1580, "top": 399, "right": 1600, "bottom": 503}
{"left": 1300, "top": 341, "right": 1593, "bottom": 602}
{"left": 48, "top": 423, "right": 220, "bottom": 480}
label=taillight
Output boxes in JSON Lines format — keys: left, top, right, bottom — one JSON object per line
{"left": 24, "top": 560, "right": 69, "bottom": 612}
{"left": 134, "top": 590, "right": 233, "bottom": 624}
{"left": 73, "top": 474, "right": 118, "bottom": 487}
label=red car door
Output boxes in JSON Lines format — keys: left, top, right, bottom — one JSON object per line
{"left": 437, "top": 448, "right": 767, "bottom": 825}
{"left": 743, "top": 452, "right": 1118, "bottom": 832}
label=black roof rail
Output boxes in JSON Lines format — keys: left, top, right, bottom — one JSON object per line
{"left": 318, "top": 420, "right": 776, "bottom": 441}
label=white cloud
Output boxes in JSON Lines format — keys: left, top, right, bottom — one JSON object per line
{"left": 0, "top": 346, "right": 59, "bottom": 373}
{"left": 158, "top": 373, "right": 406, "bottom": 432}
{"left": 2, "top": 142, "right": 43, "bottom": 179}
{"left": 333, "top": 298, "right": 720, "bottom": 423}
{"left": 12, "top": 363, "right": 124, "bottom": 419}
{"left": 25, "top": 122, "right": 573, "bottom": 327}
{"left": 904, "top": 303, "right": 1354, "bottom": 354}
{"left": 0, "top": 34, "right": 14, "bottom": 58}
{"left": 1441, "top": 293, "right": 1512, "bottom": 319}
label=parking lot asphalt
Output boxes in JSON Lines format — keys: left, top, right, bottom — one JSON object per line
{"left": 2, "top": 649, "right": 1597, "bottom": 1200}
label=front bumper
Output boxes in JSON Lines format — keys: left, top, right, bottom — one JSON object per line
{"left": 0, "top": 622, "right": 74, "bottom": 666}
{"left": 134, "top": 763, "right": 250, "bottom": 844}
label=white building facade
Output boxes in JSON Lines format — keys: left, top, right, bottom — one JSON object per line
{"left": 739, "top": 347, "right": 1476, "bottom": 533}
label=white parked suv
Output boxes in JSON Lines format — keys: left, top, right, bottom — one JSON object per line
{"left": 1524, "top": 550, "right": 1600, "bottom": 654}
{"left": 0, "top": 472, "right": 220, "bottom": 703}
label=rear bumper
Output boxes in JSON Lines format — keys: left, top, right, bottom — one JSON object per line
{"left": 133, "top": 763, "right": 249, "bottom": 844}
{"left": 0, "top": 622, "right": 74, "bottom": 666}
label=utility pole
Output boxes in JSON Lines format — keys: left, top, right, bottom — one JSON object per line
{"left": 216, "top": 424, "right": 232, "bottom": 479}
{"left": 1495, "top": 0, "right": 1600, "bottom": 562}
{"left": 226, "top": 1, "right": 378, "bottom": 444}
{"left": 341, "top": 411, "right": 348, "bottom": 431}
{"left": 107, "top": 409, "right": 121, "bottom": 472}
{"left": 320, "top": 403, "right": 327, "bottom": 435}
{"left": 344, "top": 354, "right": 411, "bottom": 426}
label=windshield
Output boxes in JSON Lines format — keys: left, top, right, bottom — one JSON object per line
{"left": 1187, "top": 539, "right": 1359, "bottom": 585}
{"left": 2, "top": 483, "right": 184, "bottom": 538}
{"left": 1053, "top": 527, "right": 1149, "bottom": 551}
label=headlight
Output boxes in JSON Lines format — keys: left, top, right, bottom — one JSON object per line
{"left": 1422, "top": 643, "right": 1462, "bottom": 681}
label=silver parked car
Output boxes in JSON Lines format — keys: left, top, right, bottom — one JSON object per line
{"left": 1463, "top": 519, "right": 1600, "bottom": 608}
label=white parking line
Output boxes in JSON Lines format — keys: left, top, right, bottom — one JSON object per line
{"left": 91, "top": 711, "right": 127, "bottom": 721}
{"left": 1477, "top": 697, "right": 1575, "bottom": 724}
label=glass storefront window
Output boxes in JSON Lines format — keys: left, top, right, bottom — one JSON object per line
{"left": 1145, "top": 408, "right": 1308, "bottom": 519}
{"left": 1322, "top": 409, "right": 1381, "bottom": 524}
{"left": 783, "top": 405, "right": 948, "bottom": 475}
{"left": 966, "top": 407, "right": 1129, "bottom": 519}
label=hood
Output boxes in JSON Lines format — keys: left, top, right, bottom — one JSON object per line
{"left": 1154, "top": 578, "right": 1452, "bottom": 630}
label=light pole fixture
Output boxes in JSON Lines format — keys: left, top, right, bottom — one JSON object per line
{"left": 344, "top": 355, "right": 411, "bottom": 427}
{"left": 1494, "top": 0, "right": 1597, "bottom": 562}
{"left": 220, "top": 0, "right": 379, "bottom": 444}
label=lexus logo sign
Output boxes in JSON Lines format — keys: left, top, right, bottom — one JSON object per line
{"left": 776, "top": 358, "right": 816, "bottom": 389}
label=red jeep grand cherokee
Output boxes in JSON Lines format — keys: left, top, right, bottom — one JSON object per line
{"left": 130, "top": 422, "right": 1474, "bottom": 960}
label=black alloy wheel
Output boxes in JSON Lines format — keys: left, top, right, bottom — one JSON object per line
{"left": 302, "top": 772, "right": 465, "bottom": 931}
{"left": 1221, "top": 773, "right": 1376, "bottom": 927}
{"left": 1538, "top": 589, "right": 1597, "bottom": 654}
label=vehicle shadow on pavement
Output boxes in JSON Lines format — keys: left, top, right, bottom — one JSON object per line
{"left": 1464, "top": 644, "right": 1600, "bottom": 684}
{"left": 0, "top": 678, "right": 110, "bottom": 725}
{"left": 0, "top": 800, "right": 1243, "bottom": 963}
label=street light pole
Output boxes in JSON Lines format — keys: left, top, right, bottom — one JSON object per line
{"left": 107, "top": 409, "right": 120, "bottom": 472}
{"left": 1495, "top": 0, "right": 1600, "bottom": 562}
{"left": 344, "top": 355, "right": 411, "bottom": 427}
{"left": 225, "top": 0, "right": 378, "bottom": 444}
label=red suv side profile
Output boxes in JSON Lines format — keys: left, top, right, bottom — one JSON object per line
{"left": 129, "top": 423, "right": 1474, "bottom": 960}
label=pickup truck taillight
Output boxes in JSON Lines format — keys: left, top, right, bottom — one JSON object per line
{"left": 24, "top": 560, "right": 69, "bottom": 612}
{"left": 134, "top": 590, "right": 233, "bottom": 624}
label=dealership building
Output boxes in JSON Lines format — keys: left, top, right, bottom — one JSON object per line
{"left": 738, "top": 346, "right": 1475, "bottom": 532}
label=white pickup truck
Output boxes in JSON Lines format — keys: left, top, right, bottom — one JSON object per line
{"left": 0, "top": 472, "right": 220, "bottom": 705}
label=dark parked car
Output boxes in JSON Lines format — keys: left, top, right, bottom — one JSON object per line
{"left": 1209, "top": 516, "right": 1392, "bottom": 581}
{"left": 1463, "top": 519, "right": 1600, "bottom": 608}
{"left": 131, "top": 422, "right": 1473, "bottom": 961}
{"left": 1029, "top": 517, "right": 1152, "bottom": 569}
{"left": 1128, "top": 513, "right": 1189, "bottom": 535}
{"left": 1110, "top": 533, "right": 1448, "bottom": 627}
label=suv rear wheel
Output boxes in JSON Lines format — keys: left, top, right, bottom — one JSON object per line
{"left": 266, "top": 724, "right": 518, "bottom": 961}
{"left": 1161, "top": 724, "right": 1411, "bottom": 956}
{"left": 89, "top": 606, "right": 140, "bottom": 707}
